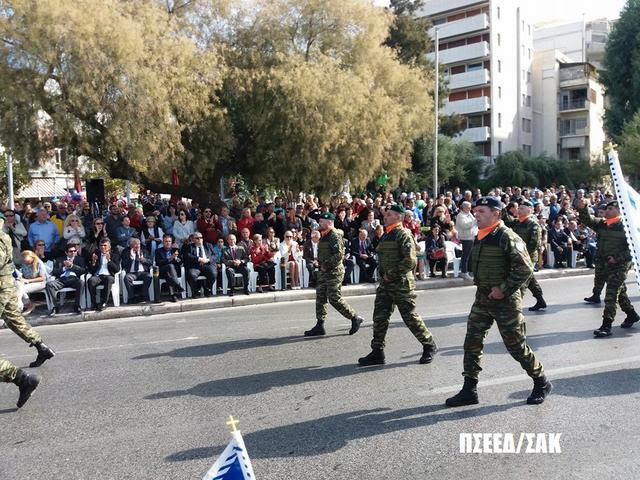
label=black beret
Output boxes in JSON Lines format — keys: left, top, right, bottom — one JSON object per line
{"left": 388, "top": 204, "right": 406, "bottom": 214}
{"left": 473, "top": 196, "right": 503, "bottom": 211}
{"left": 606, "top": 200, "right": 620, "bottom": 209}
{"left": 319, "top": 212, "right": 336, "bottom": 221}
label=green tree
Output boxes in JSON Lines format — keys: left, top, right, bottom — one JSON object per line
{"left": 0, "top": 153, "right": 32, "bottom": 202}
{"left": 618, "top": 110, "right": 640, "bottom": 187}
{"left": 601, "top": 0, "right": 640, "bottom": 137}
{"left": 384, "top": 0, "right": 431, "bottom": 67}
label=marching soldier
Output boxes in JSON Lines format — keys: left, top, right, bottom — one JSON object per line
{"left": 577, "top": 199, "right": 639, "bottom": 337}
{"left": 304, "top": 213, "right": 364, "bottom": 336}
{"left": 0, "top": 212, "right": 56, "bottom": 368}
{"left": 358, "top": 205, "right": 437, "bottom": 365}
{"left": 1, "top": 357, "right": 40, "bottom": 408}
{"left": 446, "top": 198, "right": 551, "bottom": 407}
{"left": 502, "top": 200, "right": 547, "bottom": 311}
{"left": 584, "top": 204, "right": 608, "bottom": 305}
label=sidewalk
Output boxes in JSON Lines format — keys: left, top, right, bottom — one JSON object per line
{"left": 16, "top": 268, "right": 594, "bottom": 327}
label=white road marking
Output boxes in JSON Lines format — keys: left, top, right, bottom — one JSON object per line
{"left": 417, "top": 355, "right": 640, "bottom": 396}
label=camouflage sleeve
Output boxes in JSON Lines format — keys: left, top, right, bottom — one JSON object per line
{"left": 322, "top": 230, "right": 343, "bottom": 271}
{"left": 385, "top": 229, "right": 416, "bottom": 278}
{"left": 578, "top": 206, "right": 604, "bottom": 231}
{"left": 528, "top": 221, "right": 541, "bottom": 253}
{"left": 499, "top": 231, "right": 533, "bottom": 297}
{"left": 501, "top": 209, "right": 516, "bottom": 228}
{"left": 0, "top": 235, "right": 13, "bottom": 266}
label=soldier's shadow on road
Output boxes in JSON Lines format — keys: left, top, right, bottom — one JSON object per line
{"left": 145, "top": 360, "right": 421, "bottom": 400}
{"left": 508, "top": 368, "right": 640, "bottom": 399}
{"left": 166, "top": 402, "right": 520, "bottom": 461}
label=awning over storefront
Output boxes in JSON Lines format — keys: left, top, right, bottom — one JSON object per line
{"left": 17, "top": 177, "right": 70, "bottom": 199}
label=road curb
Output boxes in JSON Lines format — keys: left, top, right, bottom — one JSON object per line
{"left": 16, "top": 268, "right": 595, "bottom": 327}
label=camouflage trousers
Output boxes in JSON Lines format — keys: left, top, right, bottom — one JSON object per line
{"left": 463, "top": 289, "right": 544, "bottom": 380}
{"left": 0, "top": 357, "right": 18, "bottom": 382}
{"left": 371, "top": 276, "right": 435, "bottom": 350}
{"left": 522, "top": 273, "right": 543, "bottom": 299}
{"left": 0, "top": 280, "right": 41, "bottom": 345}
{"left": 591, "top": 259, "right": 607, "bottom": 297}
{"left": 602, "top": 262, "right": 635, "bottom": 325}
{"left": 316, "top": 273, "right": 357, "bottom": 323}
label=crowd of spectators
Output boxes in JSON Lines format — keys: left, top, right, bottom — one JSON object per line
{"left": 2, "top": 183, "right": 606, "bottom": 315}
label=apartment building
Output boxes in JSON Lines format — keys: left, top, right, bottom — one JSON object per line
{"left": 420, "top": 0, "right": 534, "bottom": 162}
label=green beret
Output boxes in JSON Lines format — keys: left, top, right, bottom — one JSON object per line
{"left": 0, "top": 212, "right": 4, "bottom": 220}
{"left": 473, "top": 196, "right": 503, "bottom": 211}
{"left": 606, "top": 200, "right": 619, "bottom": 209}
{"left": 319, "top": 212, "right": 335, "bottom": 221}
{"left": 519, "top": 200, "right": 533, "bottom": 208}
{"left": 388, "top": 204, "right": 406, "bottom": 214}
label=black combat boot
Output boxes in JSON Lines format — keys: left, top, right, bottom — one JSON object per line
{"left": 29, "top": 341, "right": 55, "bottom": 368}
{"left": 349, "top": 316, "right": 364, "bottom": 335}
{"left": 584, "top": 294, "right": 601, "bottom": 304}
{"left": 593, "top": 322, "right": 613, "bottom": 338}
{"left": 527, "top": 375, "right": 553, "bottom": 405}
{"left": 419, "top": 344, "right": 438, "bottom": 364}
{"left": 620, "top": 310, "right": 640, "bottom": 329}
{"left": 445, "top": 377, "right": 479, "bottom": 407}
{"left": 12, "top": 369, "right": 40, "bottom": 408}
{"left": 304, "top": 322, "right": 326, "bottom": 337}
{"left": 358, "top": 348, "right": 385, "bottom": 366}
{"left": 528, "top": 296, "right": 547, "bottom": 311}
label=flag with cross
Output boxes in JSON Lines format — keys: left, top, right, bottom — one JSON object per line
{"left": 202, "top": 416, "right": 256, "bottom": 480}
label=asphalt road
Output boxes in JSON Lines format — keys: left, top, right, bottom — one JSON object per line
{"left": 1, "top": 275, "right": 639, "bottom": 480}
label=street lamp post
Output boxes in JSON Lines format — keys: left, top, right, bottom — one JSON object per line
{"left": 7, "top": 152, "right": 14, "bottom": 210}
{"left": 433, "top": 27, "right": 439, "bottom": 199}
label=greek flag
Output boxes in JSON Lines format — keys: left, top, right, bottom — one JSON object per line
{"left": 608, "top": 149, "right": 640, "bottom": 288}
{"left": 202, "top": 431, "right": 256, "bottom": 480}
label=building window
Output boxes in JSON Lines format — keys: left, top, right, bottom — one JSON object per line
{"left": 467, "top": 62, "right": 483, "bottom": 71}
{"left": 522, "top": 93, "right": 526, "bottom": 105}
{"left": 528, "top": 24, "right": 531, "bottom": 36}
{"left": 522, "top": 20, "right": 525, "bottom": 31}
{"left": 468, "top": 115, "right": 483, "bottom": 128}
{"left": 498, "top": 113, "right": 502, "bottom": 128}
{"left": 498, "top": 60, "right": 501, "bottom": 72}
{"left": 498, "top": 86, "right": 502, "bottom": 98}
{"left": 497, "top": 6, "right": 500, "bottom": 19}
{"left": 54, "top": 149, "right": 62, "bottom": 170}
{"left": 527, "top": 71, "right": 531, "bottom": 83}
{"left": 526, "top": 95, "right": 532, "bottom": 107}
{"left": 498, "top": 141, "right": 503, "bottom": 155}
{"left": 522, "top": 144, "right": 532, "bottom": 155}
{"left": 528, "top": 48, "right": 532, "bottom": 59}
{"left": 497, "top": 33, "right": 501, "bottom": 46}
{"left": 522, "top": 118, "right": 532, "bottom": 133}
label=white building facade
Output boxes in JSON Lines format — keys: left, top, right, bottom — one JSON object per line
{"left": 421, "top": 0, "right": 534, "bottom": 162}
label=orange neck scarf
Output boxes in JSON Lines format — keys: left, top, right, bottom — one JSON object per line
{"left": 605, "top": 216, "right": 621, "bottom": 226}
{"left": 385, "top": 222, "right": 402, "bottom": 234}
{"left": 518, "top": 215, "right": 530, "bottom": 223}
{"left": 477, "top": 220, "right": 501, "bottom": 241}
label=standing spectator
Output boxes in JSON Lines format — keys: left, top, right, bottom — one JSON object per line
{"left": 183, "top": 232, "right": 217, "bottom": 297}
{"left": 217, "top": 206, "right": 235, "bottom": 239}
{"left": 80, "top": 203, "right": 94, "bottom": 232}
{"left": 279, "top": 230, "right": 302, "bottom": 289}
{"left": 86, "top": 217, "right": 109, "bottom": 255}
{"left": 269, "top": 208, "right": 287, "bottom": 240}
{"left": 334, "top": 208, "right": 352, "bottom": 238}
{"left": 455, "top": 201, "right": 477, "bottom": 279}
{"left": 173, "top": 209, "right": 195, "bottom": 248}
{"left": 154, "top": 234, "right": 185, "bottom": 302}
{"left": 371, "top": 224, "right": 385, "bottom": 253}
{"left": 63, "top": 214, "right": 86, "bottom": 247}
{"left": 50, "top": 201, "right": 69, "bottom": 236}
{"left": 121, "top": 238, "right": 152, "bottom": 304}
{"left": 285, "top": 207, "right": 303, "bottom": 233}
{"left": 250, "top": 234, "right": 276, "bottom": 292}
{"left": 16, "top": 250, "right": 49, "bottom": 314}
{"left": 252, "top": 212, "right": 269, "bottom": 237}
{"left": 430, "top": 206, "right": 454, "bottom": 238}
{"left": 128, "top": 206, "right": 144, "bottom": 231}
{"left": 222, "top": 234, "right": 250, "bottom": 296}
{"left": 104, "top": 204, "right": 123, "bottom": 242}
{"left": 3, "top": 210, "right": 28, "bottom": 265}
{"left": 114, "top": 216, "right": 137, "bottom": 252}
{"left": 140, "top": 215, "right": 164, "bottom": 259}
{"left": 27, "top": 209, "right": 60, "bottom": 255}
{"left": 403, "top": 211, "right": 421, "bottom": 238}
{"left": 197, "top": 207, "right": 219, "bottom": 244}
{"left": 46, "top": 242, "right": 85, "bottom": 315}
{"left": 238, "top": 228, "right": 252, "bottom": 252}
{"left": 425, "top": 225, "right": 447, "bottom": 278}
{"left": 236, "top": 208, "right": 255, "bottom": 236}
{"left": 87, "top": 239, "right": 121, "bottom": 311}
{"left": 303, "top": 230, "right": 321, "bottom": 287}
{"left": 351, "top": 229, "right": 377, "bottom": 283}
{"left": 360, "top": 210, "right": 381, "bottom": 239}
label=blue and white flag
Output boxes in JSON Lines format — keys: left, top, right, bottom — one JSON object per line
{"left": 202, "top": 430, "right": 256, "bottom": 480}
{"left": 608, "top": 149, "right": 640, "bottom": 288}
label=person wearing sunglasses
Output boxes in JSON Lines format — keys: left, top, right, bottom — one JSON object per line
{"left": 3, "top": 210, "right": 28, "bottom": 265}
{"left": 47, "top": 243, "right": 86, "bottom": 315}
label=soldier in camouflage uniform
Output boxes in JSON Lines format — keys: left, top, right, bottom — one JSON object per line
{"left": 577, "top": 199, "right": 639, "bottom": 337}
{"left": 446, "top": 198, "right": 552, "bottom": 407}
{"left": 0, "top": 213, "right": 47, "bottom": 408}
{"left": 304, "top": 213, "right": 364, "bottom": 337}
{"left": 584, "top": 204, "right": 608, "bottom": 305}
{"left": 502, "top": 200, "right": 547, "bottom": 311}
{"left": 358, "top": 205, "right": 437, "bottom": 366}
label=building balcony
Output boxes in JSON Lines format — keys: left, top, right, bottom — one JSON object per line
{"left": 447, "top": 68, "right": 490, "bottom": 90}
{"left": 559, "top": 99, "right": 588, "bottom": 112}
{"left": 455, "top": 126, "right": 491, "bottom": 143}
{"left": 429, "top": 13, "right": 489, "bottom": 40}
{"left": 419, "top": 0, "right": 487, "bottom": 17}
{"left": 441, "top": 96, "right": 490, "bottom": 115}
{"left": 429, "top": 41, "right": 490, "bottom": 65}
{"left": 561, "top": 136, "right": 588, "bottom": 149}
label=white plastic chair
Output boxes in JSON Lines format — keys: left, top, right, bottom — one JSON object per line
{"left": 274, "top": 257, "right": 304, "bottom": 290}
{"left": 85, "top": 271, "right": 122, "bottom": 307}
{"left": 445, "top": 241, "right": 462, "bottom": 278}
{"left": 157, "top": 266, "right": 187, "bottom": 300}
{"left": 120, "top": 272, "right": 154, "bottom": 303}
{"left": 46, "top": 274, "right": 88, "bottom": 311}
{"left": 222, "top": 262, "right": 258, "bottom": 294}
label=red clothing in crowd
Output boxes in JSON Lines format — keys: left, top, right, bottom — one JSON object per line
{"left": 237, "top": 216, "right": 255, "bottom": 236}
{"left": 403, "top": 219, "right": 421, "bottom": 237}
{"left": 250, "top": 243, "right": 272, "bottom": 265}
{"left": 128, "top": 213, "right": 143, "bottom": 231}
{"left": 197, "top": 217, "right": 219, "bottom": 244}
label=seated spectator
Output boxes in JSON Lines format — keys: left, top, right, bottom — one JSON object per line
{"left": 425, "top": 224, "right": 447, "bottom": 278}
{"left": 350, "top": 229, "right": 377, "bottom": 283}
{"left": 154, "top": 234, "right": 185, "bottom": 302}
{"left": 162, "top": 204, "right": 178, "bottom": 236}
{"left": 223, "top": 234, "right": 250, "bottom": 296}
{"left": 264, "top": 227, "right": 281, "bottom": 263}
{"left": 430, "top": 206, "right": 454, "bottom": 238}
{"left": 403, "top": 211, "right": 421, "bottom": 238}
{"left": 86, "top": 217, "right": 109, "bottom": 254}
{"left": 46, "top": 242, "right": 86, "bottom": 315}
{"left": 33, "top": 240, "right": 49, "bottom": 262}
{"left": 80, "top": 203, "right": 94, "bottom": 232}
{"left": 184, "top": 232, "right": 217, "bottom": 297}
{"left": 104, "top": 204, "right": 123, "bottom": 242}
{"left": 549, "top": 217, "right": 572, "bottom": 268}
{"left": 252, "top": 212, "right": 269, "bottom": 237}
{"left": 371, "top": 224, "right": 385, "bottom": 253}
{"left": 268, "top": 208, "right": 287, "bottom": 240}
{"left": 285, "top": 207, "right": 303, "bottom": 233}
{"left": 197, "top": 207, "right": 219, "bottom": 244}
{"left": 217, "top": 206, "right": 236, "bottom": 239}
{"left": 17, "top": 250, "right": 49, "bottom": 315}
{"left": 128, "top": 206, "right": 144, "bottom": 231}
{"left": 4, "top": 209, "right": 28, "bottom": 265}
{"left": 140, "top": 215, "right": 164, "bottom": 259}
{"left": 121, "top": 238, "right": 152, "bottom": 304}
{"left": 250, "top": 234, "right": 275, "bottom": 292}
{"left": 28, "top": 209, "right": 60, "bottom": 256}
{"left": 114, "top": 216, "right": 137, "bottom": 252}
{"left": 334, "top": 208, "right": 352, "bottom": 238}
{"left": 303, "top": 230, "right": 320, "bottom": 287}
{"left": 51, "top": 201, "right": 69, "bottom": 236}
{"left": 360, "top": 210, "right": 380, "bottom": 239}
{"left": 342, "top": 236, "right": 354, "bottom": 285}
{"left": 238, "top": 227, "right": 252, "bottom": 252}
{"left": 237, "top": 208, "right": 255, "bottom": 236}
{"left": 279, "top": 230, "right": 301, "bottom": 289}
{"left": 63, "top": 213, "right": 86, "bottom": 248}
{"left": 212, "top": 237, "right": 225, "bottom": 261}
{"left": 173, "top": 209, "right": 195, "bottom": 248}
{"left": 87, "top": 238, "right": 121, "bottom": 311}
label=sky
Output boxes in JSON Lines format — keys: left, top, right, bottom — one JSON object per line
{"left": 372, "top": 0, "right": 629, "bottom": 25}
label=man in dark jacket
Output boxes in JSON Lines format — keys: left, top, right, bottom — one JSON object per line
{"left": 154, "top": 234, "right": 185, "bottom": 302}
{"left": 184, "top": 233, "right": 217, "bottom": 297}
{"left": 87, "top": 238, "right": 121, "bottom": 311}
{"left": 121, "top": 238, "right": 152, "bottom": 303}
{"left": 46, "top": 242, "right": 86, "bottom": 314}
{"left": 222, "top": 234, "right": 250, "bottom": 296}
